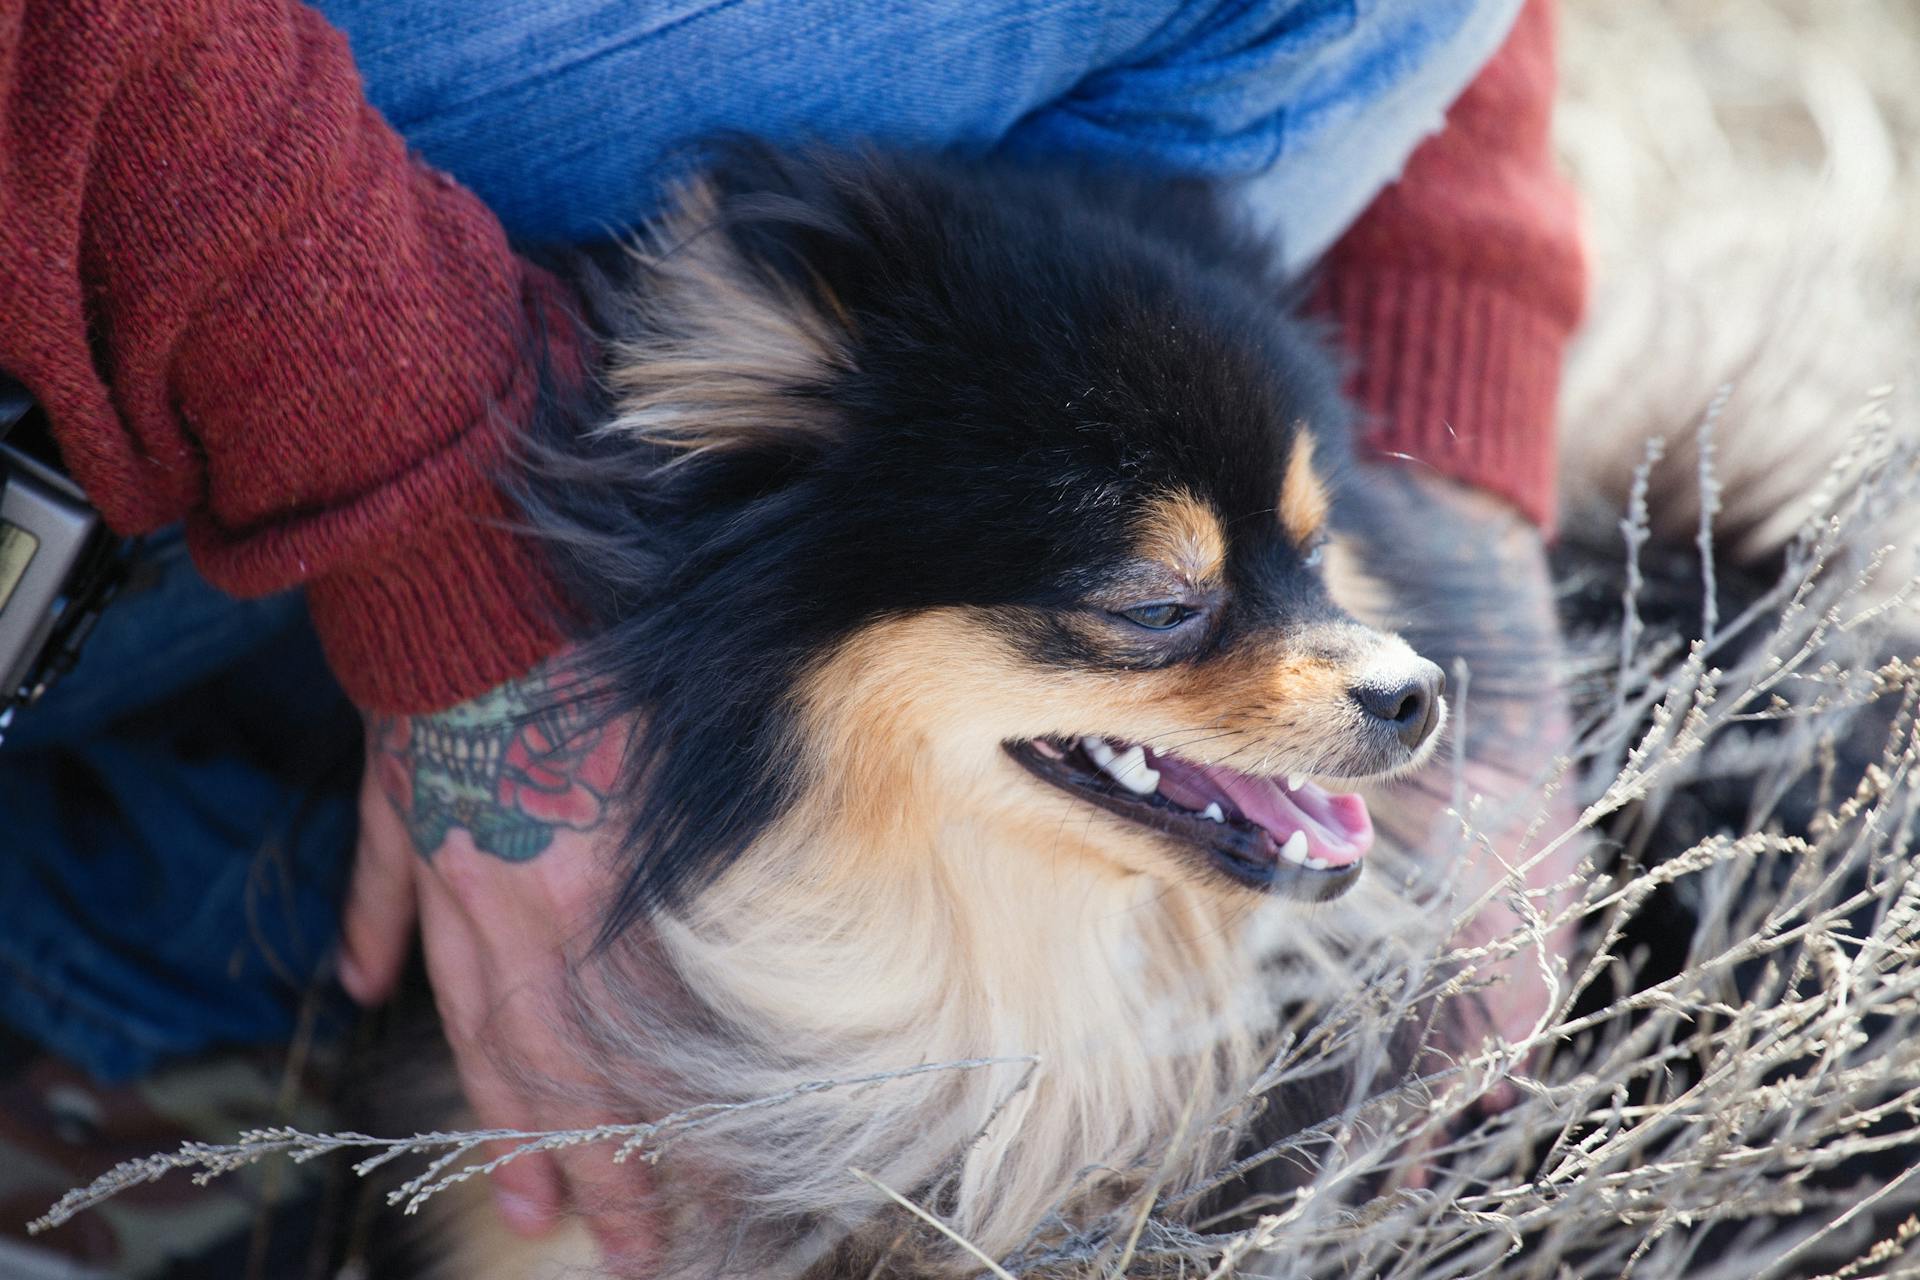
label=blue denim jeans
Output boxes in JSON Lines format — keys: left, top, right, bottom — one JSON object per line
{"left": 324, "top": 0, "right": 1522, "bottom": 268}
{"left": 0, "top": 532, "right": 360, "bottom": 1080}
{"left": 1, "top": 0, "right": 1521, "bottom": 1081}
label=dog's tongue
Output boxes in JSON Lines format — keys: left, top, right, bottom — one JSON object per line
{"left": 1149, "top": 752, "right": 1374, "bottom": 868}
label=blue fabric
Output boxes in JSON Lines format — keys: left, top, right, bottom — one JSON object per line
{"left": 319, "top": 0, "right": 1522, "bottom": 264}
{"left": 2, "top": 0, "right": 1521, "bottom": 1080}
{"left": 0, "top": 535, "right": 360, "bottom": 1081}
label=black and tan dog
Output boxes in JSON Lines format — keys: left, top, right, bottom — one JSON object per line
{"left": 438, "top": 147, "right": 1460, "bottom": 1278}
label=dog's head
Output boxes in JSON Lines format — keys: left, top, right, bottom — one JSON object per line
{"left": 528, "top": 147, "right": 1445, "bottom": 935}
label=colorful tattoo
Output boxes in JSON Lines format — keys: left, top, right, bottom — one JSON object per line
{"left": 374, "top": 667, "right": 621, "bottom": 862}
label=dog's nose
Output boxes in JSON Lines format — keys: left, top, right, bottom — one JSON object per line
{"left": 1350, "top": 661, "right": 1445, "bottom": 750}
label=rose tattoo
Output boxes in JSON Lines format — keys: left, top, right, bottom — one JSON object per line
{"left": 374, "top": 666, "right": 621, "bottom": 862}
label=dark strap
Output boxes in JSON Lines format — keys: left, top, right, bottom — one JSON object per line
{"left": 0, "top": 375, "right": 30, "bottom": 437}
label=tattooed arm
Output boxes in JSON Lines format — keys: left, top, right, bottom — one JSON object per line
{"left": 340, "top": 659, "right": 656, "bottom": 1261}
{"left": 369, "top": 669, "right": 619, "bottom": 864}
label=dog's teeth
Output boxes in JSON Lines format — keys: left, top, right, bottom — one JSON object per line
{"left": 1280, "top": 831, "right": 1310, "bottom": 865}
{"left": 1107, "top": 745, "right": 1160, "bottom": 796}
{"left": 1286, "top": 774, "right": 1306, "bottom": 791}
{"left": 1078, "top": 735, "right": 1159, "bottom": 796}
{"left": 1201, "top": 802, "right": 1225, "bottom": 823}
{"left": 1304, "top": 855, "right": 1331, "bottom": 871}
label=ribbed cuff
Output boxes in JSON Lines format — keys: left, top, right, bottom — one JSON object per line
{"left": 1315, "top": 267, "right": 1564, "bottom": 532}
{"left": 304, "top": 494, "right": 570, "bottom": 713}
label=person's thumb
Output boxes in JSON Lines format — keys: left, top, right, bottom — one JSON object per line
{"left": 338, "top": 762, "right": 420, "bottom": 1005}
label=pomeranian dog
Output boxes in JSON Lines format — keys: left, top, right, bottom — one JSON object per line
{"left": 427, "top": 146, "right": 1459, "bottom": 1279}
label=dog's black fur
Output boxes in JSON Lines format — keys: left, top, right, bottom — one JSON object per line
{"left": 519, "top": 146, "right": 1364, "bottom": 936}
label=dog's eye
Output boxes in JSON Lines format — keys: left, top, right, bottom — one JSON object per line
{"left": 1114, "top": 602, "right": 1194, "bottom": 631}
{"left": 1302, "top": 532, "right": 1330, "bottom": 569}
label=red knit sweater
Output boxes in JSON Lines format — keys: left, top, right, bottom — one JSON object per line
{"left": 0, "top": 0, "right": 1582, "bottom": 714}
{"left": 1314, "top": 0, "right": 1584, "bottom": 531}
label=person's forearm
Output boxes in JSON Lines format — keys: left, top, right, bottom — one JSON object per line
{"left": 0, "top": 0, "right": 578, "bottom": 710}
{"left": 1309, "top": 0, "right": 1586, "bottom": 533}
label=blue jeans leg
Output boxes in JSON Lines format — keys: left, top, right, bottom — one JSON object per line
{"left": 0, "top": 532, "right": 358, "bottom": 1081}
{"left": 317, "top": 0, "right": 1522, "bottom": 266}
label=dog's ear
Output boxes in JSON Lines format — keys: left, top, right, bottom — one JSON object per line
{"left": 602, "top": 159, "right": 860, "bottom": 460}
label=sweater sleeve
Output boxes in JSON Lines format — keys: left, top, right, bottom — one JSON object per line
{"left": 0, "top": 0, "right": 578, "bottom": 712}
{"left": 1308, "top": 0, "right": 1586, "bottom": 533}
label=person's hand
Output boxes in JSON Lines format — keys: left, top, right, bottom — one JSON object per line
{"left": 335, "top": 659, "right": 656, "bottom": 1262}
{"left": 1347, "top": 468, "right": 1586, "bottom": 1102}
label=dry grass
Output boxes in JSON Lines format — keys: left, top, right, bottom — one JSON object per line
{"left": 34, "top": 422, "right": 1920, "bottom": 1278}
{"left": 1100, "top": 427, "right": 1920, "bottom": 1280}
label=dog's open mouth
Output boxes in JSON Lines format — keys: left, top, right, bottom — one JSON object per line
{"left": 1004, "top": 736, "right": 1374, "bottom": 900}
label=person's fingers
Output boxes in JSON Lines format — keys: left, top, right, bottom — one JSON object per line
{"left": 338, "top": 764, "right": 419, "bottom": 1005}
{"left": 506, "top": 979, "right": 658, "bottom": 1252}
{"left": 580, "top": 1192, "right": 660, "bottom": 1264}
{"left": 556, "top": 1139, "right": 659, "bottom": 1262}
{"left": 416, "top": 867, "right": 569, "bottom": 1238}
{"left": 438, "top": 993, "right": 568, "bottom": 1236}
{"left": 489, "top": 1146, "right": 567, "bottom": 1237}
{"left": 1456, "top": 826, "right": 1584, "bottom": 1118}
